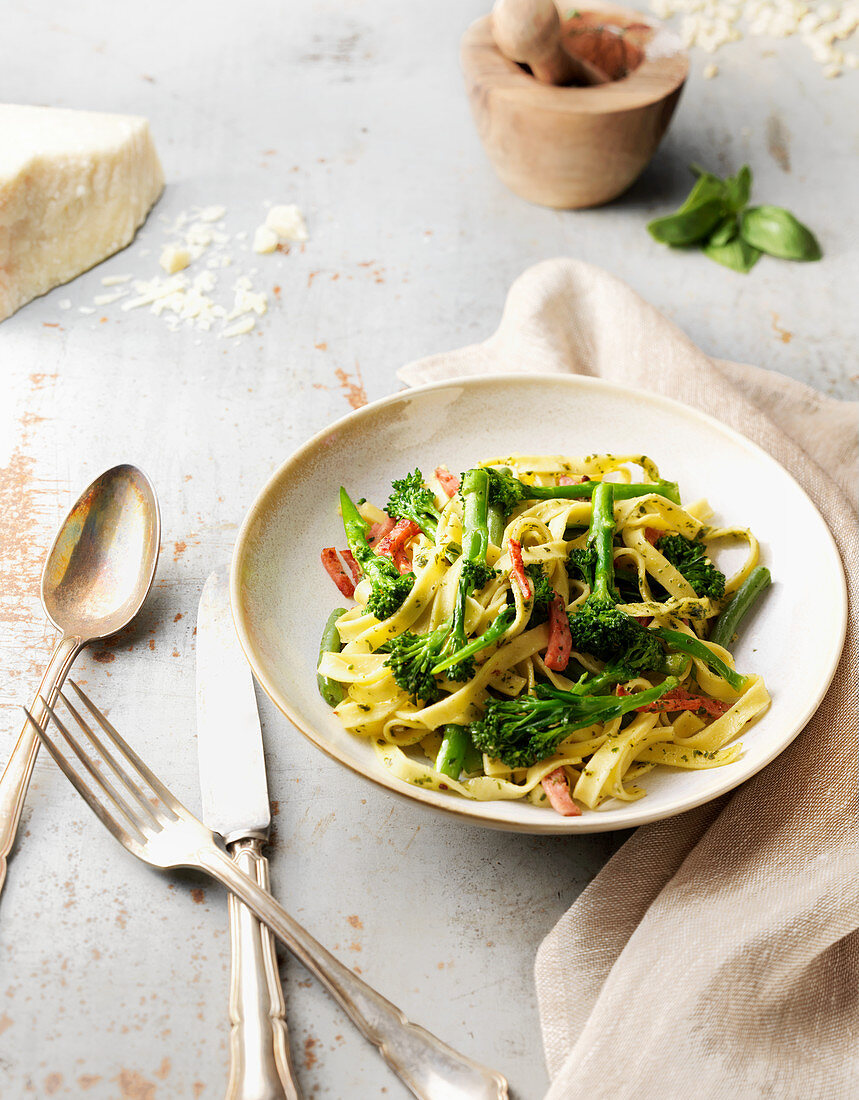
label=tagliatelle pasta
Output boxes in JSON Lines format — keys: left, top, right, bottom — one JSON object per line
{"left": 317, "top": 456, "right": 771, "bottom": 816}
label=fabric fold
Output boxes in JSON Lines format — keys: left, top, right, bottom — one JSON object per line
{"left": 399, "top": 259, "right": 858, "bottom": 1100}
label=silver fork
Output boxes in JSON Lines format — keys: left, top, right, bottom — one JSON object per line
{"left": 26, "top": 683, "right": 508, "bottom": 1100}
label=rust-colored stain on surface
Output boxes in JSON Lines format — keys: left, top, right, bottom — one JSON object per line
{"left": 44, "top": 1073, "right": 63, "bottom": 1093}
{"left": 190, "top": 888, "right": 206, "bottom": 905}
{"left": 115, "top": 1069, "right": 157, "bottom": 1100}
{"left": 92, "top": 650, "right": 116, "bottom": 663}
{"left": 766, "top": 113, "right": 791, "bottom": 172}
{"left": 173, "top": 540, "right": 187, "bottom": 561}
{"left": 347, "top": 914, "right": 363, "bottom": 929}
{"left": 303, "top": 1035, "right": 319, "bottom": 1069}
{"left": 154, "top": 1057, "right": 171, "bottom": 1080}
{"left": 192, "top": 1081, "right": 205, "bottom": 1098}
{"left": 0, "top": 1012, "right": 12, "bottom": 1035}
{"left": 771, "top": 312, "right": 793, "bottom": 343}
{"left": 335, "top": 364, "right": 368, "bottom": 410}
{"left": 78, "top": 1074, "right": 102, "bottom": 1090}
{"left": 314, "top": 341, "right": 328, "bottom": 350}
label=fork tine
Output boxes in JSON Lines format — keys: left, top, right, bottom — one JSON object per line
{"left": 23, "top": 708, "right": 144, "bottom": 850}
{"left": 56, "top": 690, "right": 169, "bottom": 828}
{"left": 67, "top": 681, "right": 187, "bottom": 818}
{"left": 35, "top": 698, "right": 152, "bottom": 842}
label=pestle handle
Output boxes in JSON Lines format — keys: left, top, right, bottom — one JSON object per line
{"left": 491, "top": 0, "right": 610, "bottom": 86}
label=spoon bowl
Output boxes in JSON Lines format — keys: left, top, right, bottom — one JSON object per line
{"left": 0, "top": 463, "right": 160, "bottom": 892}
{"left": 42, "top": 464, "right": 160, "bottom": 640}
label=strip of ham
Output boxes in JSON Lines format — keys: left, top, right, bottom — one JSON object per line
{"left": 541, "top": 768, "right": 582, "bottom": 816}
{"left": 375, "top": 519, "right": 420, "bottom": 575}
{"left": 340, "top": 548, "right": 361, "bottom": 585}
{"left": 508, "top": 537, "right": 531, "bottom": 600}
{"left": 321, "top": 547, "right": 355, "bottom": 598}
{"left": 367, "top": 515, "right": 395, "bottom": 547}
{"left": 617, "top": 684, "right": 730, "bottom": 718}
{"left": 558, "top": 474, "right": 588, "bottom": 485}
{"left": 645, "top": 527, "right": 662, "bottom": 546}
{"left": 434, "top": 465, "right": 460, "bottom": 498}
{"left": 545, "top": 595, "right": 572, "bottom": 671}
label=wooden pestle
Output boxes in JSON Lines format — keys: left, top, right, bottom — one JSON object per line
{"left": 491, "top": 0, "right": 611, "bottom": 86}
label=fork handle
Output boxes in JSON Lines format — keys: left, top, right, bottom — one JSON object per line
{"left": 0, "top": 634, "right": 81, "bottom": 894}
{"left": 198, "top": 845, "right": 508, "bottom": 1100}
{"left": 226, "top": 838, "right": 302, "bottom": 1100}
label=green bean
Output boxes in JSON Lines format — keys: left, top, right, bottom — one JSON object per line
{"left": 317, "top": 607, "right": 347, "bottom": 707}
{"left": 436, "top": 724, "right": 476, "bottom": 780}
{"left": 709, "top": 566, "right": 772, "bottom": 650}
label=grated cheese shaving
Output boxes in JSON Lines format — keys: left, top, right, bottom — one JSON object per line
{"left": 647, "top": 0, "right": 859, "bottom": 77}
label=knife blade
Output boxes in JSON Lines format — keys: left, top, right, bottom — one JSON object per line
{"left": 196, "top": 565, "right": 270, "bottom": 844}
{"left": 196, "top": 565, "right": 301, "bottom": 1100}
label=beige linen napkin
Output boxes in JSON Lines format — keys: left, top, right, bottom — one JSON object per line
{"left": 399, "top": 259, "right": 858, "bottom": 1100}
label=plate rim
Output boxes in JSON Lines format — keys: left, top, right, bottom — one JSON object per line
{"left": 230, "top": 373, "right": 848, "bottom": 834}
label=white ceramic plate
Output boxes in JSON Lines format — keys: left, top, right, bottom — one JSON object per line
{"left": 231, "top": 375, "right": 846, "bottom": 834}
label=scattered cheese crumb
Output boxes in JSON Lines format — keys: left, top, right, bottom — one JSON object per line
{"left": 703, "top": 62, "right": 719, "bottom": 77}
{"left": 159, "top": 245, "right": 192, "bottom": 274}
{"left": 93, "top": 290, "right": 128, "bottom": 305}
{"left": 220, "top": 316, "right": 256, "bottom": 338}
{"left": 58, "top": 299, "right": 72, "bottom": 310}
{"left": 265, "top": 204, "right": 309, "bottom": 242}
{"left": 253, "top": 225, "right": 279, "bottom": 254}
{"left": 198, "top": 205, "right": 226, "bottom": 223}
{"left": 648, "top": 0, "right": 859, "bottom": 76}
{"left": 79, "top": 306, "right": 96, "bottom": 314}
{"left": 101, "top": 274, "right": 133, "bottom": 286}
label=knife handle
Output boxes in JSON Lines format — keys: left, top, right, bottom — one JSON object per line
{"left": 225, "top": 838, "right": 302, "bottom": 1100}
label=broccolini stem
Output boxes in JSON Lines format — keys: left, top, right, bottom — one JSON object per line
{"left": 431, "top": 606, "right": 515, "bottom": 674}
{"left": 487, "top": 467, "right": 510, "bottom": 547}
{"left": 589, "top": 480, "right": 617, "bottom": 605}
{"left": 339, "top": 487, "right": 374, "bottom": 568}
{"left": 651, "top": 626, "right": 748, "bottom": 693}
{"left": 709, "top": 566, "right": 772, "bottom": 650}
{"left": 518, "top": 479, "right": 680, "bottom": 505}
{"left": 461, "top": 468, "right": 490, "bottom": 564}
{"left": 435, "top": 724, "right": 476, "bottom": 780}
{"left": 317, "top": 608, "right": 347, "bottom": 707}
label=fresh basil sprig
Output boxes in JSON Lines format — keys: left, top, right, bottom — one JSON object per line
{"left": 647, "top": 165, "right": 822, "bottom": 273}
{"left": 741, "top": 205, "right": 822, "bottom": 261}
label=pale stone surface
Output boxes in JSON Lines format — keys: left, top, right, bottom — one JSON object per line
{"left": 0, "top": 2, "right": 855, "bottom": 1099}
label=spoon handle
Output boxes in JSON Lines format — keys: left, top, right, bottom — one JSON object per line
{"left": 0, "top": 634, "right": 81, "bottom": 894}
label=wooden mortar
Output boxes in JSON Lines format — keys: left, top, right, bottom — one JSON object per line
{"left": 461, "top": 1, "right": 689, "bottom": 209}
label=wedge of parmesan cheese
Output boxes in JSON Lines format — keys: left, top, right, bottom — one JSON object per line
{"left": 0, "top": 104, "right": 164, "bottom": 321}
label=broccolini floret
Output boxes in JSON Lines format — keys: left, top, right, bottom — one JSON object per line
{"left": 339, "top": 487, "right": 415, "bottom": 620}
{"left": 386, "top": 470, "right": 444, "bottom": 541}
{"left": 657, "top": 534, "right": 726, "bottom": 600}
{"left": 470, "top": 677, "right": 678, "bottom": 768}
{"left": 383, "top": 469, "right": 509, "bottom": 697}
{"left": 566, "top": 482, "right": 664, "bottom": 672}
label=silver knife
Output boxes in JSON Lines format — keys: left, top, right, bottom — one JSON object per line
{"left": 196, "top": 566, "right": 302, "bottom": 1100}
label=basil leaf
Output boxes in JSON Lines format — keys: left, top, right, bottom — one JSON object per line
{"left": 740, "top": 205, "right": 822, "bottom": 261}
{"left": 678, "top": 172, "right": 727, "bottom": 213}
{"left": 725, "top": 165, "right": 752, "bottom": 213}
{"left": 647, "top": 198, "right": 727, "bottom": 246}
{"left": 704, "top": 235, "right": 762, "bottom": 273}
{"left": 708, "top": 214, "right": 738, "bottom": 247}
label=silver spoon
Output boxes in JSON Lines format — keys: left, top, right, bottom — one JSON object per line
{"left": 0, "top": 464, "right": 160, "bottom": 893}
